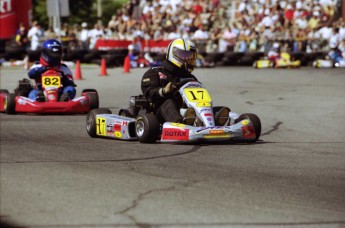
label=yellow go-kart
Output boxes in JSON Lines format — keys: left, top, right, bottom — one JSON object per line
{"left": 253, "top": 52, "right": 301, "bottom": 69}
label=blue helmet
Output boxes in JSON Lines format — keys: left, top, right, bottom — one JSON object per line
{"left": 41, "top": 39, "right": 62, "bottom": 66}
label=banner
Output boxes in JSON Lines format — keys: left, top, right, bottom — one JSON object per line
{"left": 95, "top": 39, "right": 172, "bottom": 52}
{"left": 0, "top": 0, "right": 32, "bottom": 39}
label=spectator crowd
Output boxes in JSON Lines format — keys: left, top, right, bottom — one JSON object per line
{"left": 14, "top": 0, "right": 345, "bottom": 55}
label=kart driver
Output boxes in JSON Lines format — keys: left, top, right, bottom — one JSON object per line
{"left": 27, "top": 39, "right": 76, "bottom": 102}
{"left": 141, "top": 38, "right": 199, "bottom": 124}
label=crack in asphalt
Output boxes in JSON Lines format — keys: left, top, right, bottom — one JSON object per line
{"left": 114, "top": 180, "right": 200, "bottom": 228}
{"left": 262, "top": 121, "right": 282, "bottom": 136}
{"left": 0, "top": 146, "right": 202, "bottom": 164}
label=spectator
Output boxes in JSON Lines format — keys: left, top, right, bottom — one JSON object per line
{"left": 44, "top": 26, "right": 57, "bottom": 39}
{"left": 88, "top": 24, "right": 104, "bottom": 49}
{"left": 15, "top": 24, "right": 28, "bottom": 50}
{"left": 79, "top": 22, "right": 90, "bottom": 50}
{"left": 27, "top": 22, "right": 45, "bottom": 51}
{"left": 220, "top": 25, "right": 237, "bottom": 52}
{"left": 308, "top": 11, "right": 320, "bottom": 30}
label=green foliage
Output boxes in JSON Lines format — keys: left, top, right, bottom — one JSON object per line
{"left": 32, "top": 0, "right": 128, "bottom": 28}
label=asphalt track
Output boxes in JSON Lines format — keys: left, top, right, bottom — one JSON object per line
{"left": 0, "top": 66, "right": 345, "bottom": 228}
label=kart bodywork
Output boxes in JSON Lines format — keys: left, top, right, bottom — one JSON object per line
{"left": 0, "top": 76, "right": 99, "bottom": 114}
{"left": 253, "top": 52, "right": 301, "bottom": 68}
{"left": 313, "top": 59, "right": 345, "bottom": 68}
{"left": 86, "top": 81, "right": 261, "bottom": 143}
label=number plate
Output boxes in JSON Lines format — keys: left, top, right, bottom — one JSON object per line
{"left": 42, "top": 75, "right": 61, "bottom": 88}
{"left": 184, "top": 88, "right": 212, "bottom": 103}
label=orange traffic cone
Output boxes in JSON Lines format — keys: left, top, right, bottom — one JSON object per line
{"left": 74, "top": 60, "right": 82, "bottom": 80}
{"left": 123, "top": 55, "right": 131, "bottom": 73}
{"left": 99, "top": 58, "right": 108, "bottom": 76}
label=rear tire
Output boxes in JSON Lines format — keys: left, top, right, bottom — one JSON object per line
{"left": 86, "top": 92, "right": 99, "bottom": 110}
{"left": 86, "top": 108, "right": 112, "bottom": 137}
{"left": 135, "top": 114, "right": 160, "bottom": 143}
{"left": 82, "top": 88, "right": 97, "bottom": 94}
{"left": 235, "top": 113, "right": 261, "bottom": 142}
{"left": 0, "top": 89, "right": 9, "bottom": 94}
{"left": 4, "top": 93, "right": 16, "bottom": 114}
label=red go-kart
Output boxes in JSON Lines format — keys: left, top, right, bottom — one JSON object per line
{"left": 0, "top": 69, "right": 99, "bottom": 114}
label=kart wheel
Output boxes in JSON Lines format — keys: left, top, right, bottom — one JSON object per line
{"left": 0, "top": 89, "right": 9, "bottom": 94}
{"left": 235, "top": 113, "right": 261, "bottom": 142}
{"left": 119, "top": 108, "right": 136, "bottom": 118}
{"left": 82, "top": 88, "right": 97, "bottom": 94}
{"left": 86, "top": 108, "right": 112, "bottom": 137}
{"left": 86, "top": 92, "right": 99, "bottom": 110}
{"left": 135, "top": 114, "right": 160, "bottom": 143}
{"left": 4, "top": 93, "right": 16, "bottom": 114}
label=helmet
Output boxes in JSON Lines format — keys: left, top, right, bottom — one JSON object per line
{"left": 41, "top": 39, "right": 63, "bottom": 66}
{"left": 166, "top": 38, "right": 197, "bottom": 73}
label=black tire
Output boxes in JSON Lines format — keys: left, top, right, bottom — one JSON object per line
{"left": 0, "top": 89, "right": 9, "bottom": 94}
{"left": 235, "top": 113, "right": 261, "bottom": 142}
{"left": 82, "top": 88, "right": 98, "bottom": 94}
{"left": 86, "top": 108, "right": 112, "bottom": 138}
{"left": 86, "top": 92, "right": 99, "bottom": 110}
{"left": 135, "top": 114, "right": 160, "bottom": 143}
{"left": 4, "top": 93, "right": 16, "bottom": 114}
{"left": 119, "top": 108, "right": 134, "bottom": 118}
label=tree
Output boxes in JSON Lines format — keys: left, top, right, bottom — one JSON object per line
{"left": 32, "top": 0, "right": 126, "bottom": 29}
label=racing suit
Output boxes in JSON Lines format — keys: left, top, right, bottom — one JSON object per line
{"left": 328, "top": 48, "right": 345, "bottom": 67}
{"left": 27, "top": 57, "right": 76, "bottom": 100}
{"left": 141, "top": 60, "right": 198, "bottom": 123}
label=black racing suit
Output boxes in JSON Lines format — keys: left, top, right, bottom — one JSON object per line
{"left": 141, "top": 60, "right": 198, "bottom": 123}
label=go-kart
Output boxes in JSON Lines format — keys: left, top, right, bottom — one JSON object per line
{"left": 253, "top": 52, "right": 301, "bottom": 68}
{"left": 313, "top": 57, "right": 345, "bottom": 68}
{"left": 86, "top": 79, "right": 261, "bottom": 144}
{"left": 0, "top": 69, "right": 99, "bottom": 114}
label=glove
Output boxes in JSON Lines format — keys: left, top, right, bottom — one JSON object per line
{"left": 162, "top": 82, "right": 177, "bottom": 96}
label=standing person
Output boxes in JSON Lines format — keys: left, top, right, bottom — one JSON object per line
{"left": 27, "top": 22, "right": 45, "bottom": 51}
{"left": 88, "top": 24, "right": 104, "bottom": 49}
{"left": 79, "top": 22, "right": 90, "bottom": 50}
{"left": 15, "top": 24, "right": 28, "bottom": 50}
{"left": 27, "top": 39, "right": 76, "bottom": 102}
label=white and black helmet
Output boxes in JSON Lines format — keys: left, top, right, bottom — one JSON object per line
{"left": 166, "top": 38, "right": 197, "bottom": 73}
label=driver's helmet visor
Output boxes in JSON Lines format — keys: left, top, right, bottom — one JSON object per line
{"left": 172, "top": 47, "right": 196, "bottom": 64}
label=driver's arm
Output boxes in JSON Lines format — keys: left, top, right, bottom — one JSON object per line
{"left": 28, "top": 63, "right": 46, "bottom": 79}
{"left": 141, "top": 69, "right": 164, "bottom": 102}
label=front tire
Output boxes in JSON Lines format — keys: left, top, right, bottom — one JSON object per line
{"left": 135, "top": 114, "right": 160, "bottom": 143}
{"left": 86, "top": 92, "right": 99, "bottom": 110}
{"left": 4, "top": 93, "right": 16, "bottom": 114}
{"left": 86, "top": 108, "right": 112, "bottom": 137}
{"left": 235, "top": 113, "right": 261, "bottom": 142}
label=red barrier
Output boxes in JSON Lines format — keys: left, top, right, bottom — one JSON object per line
{"left": 95, "top": 39, "right": 172, "bottom": 52}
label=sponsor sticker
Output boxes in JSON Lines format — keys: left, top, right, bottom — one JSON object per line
{"left": 241, "top": 119, "right": 250, "bottom": 126}
{"left": 17, "top": 98, "right": 27, "bottom": 105}
{"left": 162, "top": 128, "right": 189, "bottom": 141}
{"left": 242, "top": 126, "right": 255, "bottom": 139}
{"left": 96, "top": 117, "right": 107, "bottom": 136}
{"left": 159, "top": 72, "right": 167, "bottom": 80}
{"left": 209, "top": 130, "right": 224, "bottom": 135}
{"left": 170, "top": 123, "right": 186, "bottom": 127}
{"left": 114, "top": 131, "right": 122, "bottom": 138}
{"left": 113, "top": 124, "right": 121, "bottom": 131}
